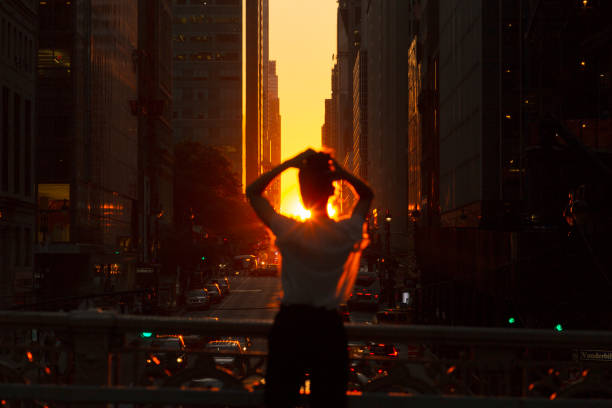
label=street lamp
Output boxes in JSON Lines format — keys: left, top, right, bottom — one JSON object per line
{"left": 384, "top": 210, "right": 391, "bottom": 256}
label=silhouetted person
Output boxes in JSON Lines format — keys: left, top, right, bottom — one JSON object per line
{"left": 246, "top": 149, "right": 373, "bottom": 408}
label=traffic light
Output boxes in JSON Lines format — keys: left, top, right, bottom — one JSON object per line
{"left": 555, "top": 324, "right": 563, "bottom": 332}
{"left": 201, "top": 256, "right": 206, "bottom": 261}
{"left": 140, "top": 332, "right": 153, "bottom": 338}
{"left": 508, "top": 317, "right": 516, "bottom": 324}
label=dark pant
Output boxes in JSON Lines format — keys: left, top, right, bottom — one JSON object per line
{"left": 265, "top": 304, "right": 348, "bottom": 408}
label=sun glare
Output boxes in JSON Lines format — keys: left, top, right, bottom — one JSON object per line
{"left": 327, "top": 202, "right": 337, "bottom": 218}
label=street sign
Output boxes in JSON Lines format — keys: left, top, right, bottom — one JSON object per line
{"left": 579, "top": 350, "right": 612, "bottom": 362}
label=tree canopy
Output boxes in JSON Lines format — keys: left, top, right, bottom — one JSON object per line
{"left": 173, "top": 141, "right": 265, "bottom": 251}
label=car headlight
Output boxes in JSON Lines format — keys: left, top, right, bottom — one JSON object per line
{"left": 176, "top": 357, "right": 183, "bottom": 363}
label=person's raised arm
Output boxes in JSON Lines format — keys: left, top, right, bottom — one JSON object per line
{"left": 246, "top": 149, "right": 316, "bottom": 228}
{"left": 332, "top": 159, "right": 374, "bottom": 221}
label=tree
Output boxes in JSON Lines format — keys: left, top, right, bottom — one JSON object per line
{"left": 172, "top": 141, "right": 266, "bottom": 263}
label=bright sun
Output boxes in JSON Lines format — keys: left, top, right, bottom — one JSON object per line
{"left": 281, "top": 191, "right": 337, "bottom": 220}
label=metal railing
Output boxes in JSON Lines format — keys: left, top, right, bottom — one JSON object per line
{"left": 1, "top": 310, "right": 612, "bottom": 407}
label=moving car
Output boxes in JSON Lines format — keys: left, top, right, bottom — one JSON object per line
{"left": 144, "top": 335, "right": 187, "bottom": 376}
{"left": 185, "top": 289, "right": 210, "bottom": 310}
{"left": 252, "top": 263, "right": 279, "bottom": 277}
{"left": 347, "top": 270, "right": 381, "bottom": 310}
{"left": 204, "top": 340, "right": 246, "bottom": 375}
{"left": 212, "top": 277, "right": 230, "bottom": 295}
{"left": 338, "top": 304, "right": 351, "bottom": 322}
{"left": 219, "top": 336, "right": 252, "bottom": 352}
{"left": 233, "top": 255, "right": 258, "bottom": 276}
{"left": 205, "top": 282, "right": 223, "bottom": 303}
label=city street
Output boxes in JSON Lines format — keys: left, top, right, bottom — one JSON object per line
{"left": 183, "top": 276, "right": 281, "bottom": 321}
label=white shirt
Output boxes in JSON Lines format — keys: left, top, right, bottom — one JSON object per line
{"left": 268, "top": 213, "right": 366, "bottom": 310}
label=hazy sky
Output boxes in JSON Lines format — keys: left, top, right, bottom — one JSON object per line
{"left": 268, "top": 0, "right": 337, "bottom": 213}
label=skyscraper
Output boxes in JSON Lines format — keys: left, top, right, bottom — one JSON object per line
{"left": 266, "top": 60, "right": 281, "bottom": 210}
{"left": 36, "top": 0, "right": 139, "bottom": 299}
{"left": 245, "top": 0, "right": 268, "bottom": 186}
{"left": 172, "top": 0, "right": 242, "bottom": 176}
{"left": 0, "top": 0, "right": 37, "bottom": 306}
{"left": 136, "top": 0, "right": 173, "bottom": 275}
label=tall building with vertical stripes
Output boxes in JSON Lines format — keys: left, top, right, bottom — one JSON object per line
{"left": 0, "top": 0, "right": 37, "bottom": 306}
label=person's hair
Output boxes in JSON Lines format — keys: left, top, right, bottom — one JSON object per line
{"left": 298, "top": 152, "right": 335, "bottom": 210}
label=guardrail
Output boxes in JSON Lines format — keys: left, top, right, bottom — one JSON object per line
{"left": 1, "top": 310, "right": 612, "bottom": 407}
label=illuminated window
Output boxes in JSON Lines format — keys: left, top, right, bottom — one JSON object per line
{"left": 38, "top": 184, "right": 71, "bottom": 243}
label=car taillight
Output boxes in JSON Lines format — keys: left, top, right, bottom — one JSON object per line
{"left": 375, "top": 294, "right": 379, "bottom": 298}
{"left": 365, "top": 293, "right": 371, "bottom": 296}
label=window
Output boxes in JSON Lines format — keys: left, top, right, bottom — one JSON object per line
{"left": 2, "top": 87, "right": 8, "bottom": 191}
{"left": 24, "top": 100, "right": 31, "bottom": 196}
{"left": 193, "top": 70, "right": 208, "bottom": 80}
{"left": 182, "top": 108, "right": 193, "bottom": 118}
{"left": 217, "top": 34, "right": 239, "bottom": 43}
{"left": 182, "top": 88, "right": 194, "bottom": 101}
{"left": 1, "top": 18, "right": 4, "bottom": 57}
{"left": 24, "top": 228, "right": 31, "bottom": 267}
{"left": 14, "top": 93, "right": 21, "bottom": 194}
{"left": 190, "top": 35, "right": 209, "bottom": 43}
{"left": 14, "top": 227, "right": 21, "bottom": 267}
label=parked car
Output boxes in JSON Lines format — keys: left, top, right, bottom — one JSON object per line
{"left": 206, "top": 282, "right": 223, "bottom": 303}
{"left": 185, "top": 289, "right": 210, "bottom": 310}
{"left": 212, "top": 277, "right": 230, "bottom": 295}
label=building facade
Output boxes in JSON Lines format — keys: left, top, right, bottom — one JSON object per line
{"left": 265, "top": 60, "right": 281, "bottom": 210}
{"left": 36, "top": 0, "right": 139, "bottom": 299}
{"left": 362, "top": 0, "right": 410, "bottom": 246}
{"left": 136, "top": 0, "right": 173, "bottom": 278}
{"left": 172, "top": 0, "right": 242, "bottom": 176}
{"left": 245, "top": 0, "right": 268, "bottom": 186}
{"left": 0, "top": 0, "right": 37, "bottom": 307}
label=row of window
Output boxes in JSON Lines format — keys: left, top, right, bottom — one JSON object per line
{"left": 173, "top": 108, "right": 240, "bottom": 120}
{"left": 176, "top": 0, "right": 240, "bottom": 6}
{"left": 174, "top": 33, "right": 240, "bottom": 43}
{"left": 1, "top": 87, "right": 33, "bottom": 197}
{"left": 174, "top": 52, "right": 239, "bottom": 62}
{"left": 175, "top": 126, "right": 241, "bottom": 143}
{"left": 174, "top": 15, "right": 240, "bottom": 25}
{"left": 0, "top": 16, "right": 35, "bottom": 74}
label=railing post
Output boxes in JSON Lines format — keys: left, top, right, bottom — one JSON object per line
{"left": 70, "top": 310, "right": 113, "bottom": 395}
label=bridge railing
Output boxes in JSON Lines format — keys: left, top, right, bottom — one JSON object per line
{"left": 1, "top": 310, "right": 612, "bottom": 407}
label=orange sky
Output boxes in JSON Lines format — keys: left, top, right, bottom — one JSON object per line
{"left": 268, "top": 0, "right": 337, "bottom": 214}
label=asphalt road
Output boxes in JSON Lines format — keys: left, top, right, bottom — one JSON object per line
{"left": 183, "top": 275, "right": 282, "bottom": 321}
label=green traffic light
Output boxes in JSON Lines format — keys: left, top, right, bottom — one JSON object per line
{"left": 508, "top": 317, "right": 516, "bottom": 324}
{"left": 141, "top": 332, "right": 153, "bottom": 338}
{"left": 201, "top": 256, "right": 206, "bottom": 261}
{"left": 555, "top": 324, "right": 563, "bottom": 332}
{"left": 114, "top": 251, "right": 120, "bottom": 255}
